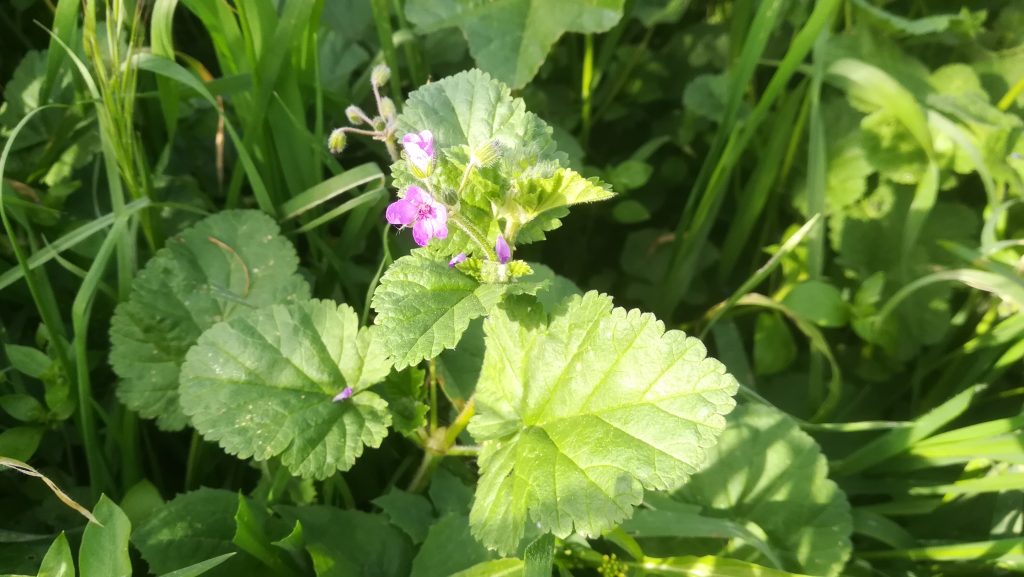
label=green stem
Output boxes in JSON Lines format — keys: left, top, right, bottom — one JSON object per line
{"left": 369, "top": 0, "right": 403, "bottom": 102}
{"left": 184, "top": 430, "right": 203, "bottom": 490}
{"left": 428, "top": 359, "right": 439, "bottom": 433}
{"left": 580, "top": 34, "right": 594, "bottom": 146}
{"left": 449, "top": 213, "right": 492, "bottom": 259}
{"left": 406, "top": 398, "right": 476, "bottom": 493}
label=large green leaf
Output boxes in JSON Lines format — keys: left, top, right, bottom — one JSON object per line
{"left": 673, "top": 404, "right": 853, "bottom": 577}
{"left": 133, "top": 489, "right": 261, "bottom": 577}
{"left": 405, "top": 0, "right": 624, "bottom": 88}
{"left": 179, "top": 300, "right": 392, "bottom": 479}
{"left": 110, "top": 210, "right": 309, "bottom": 430}
{"left": 468, "top": 292, "right": 739, "bottom": 553}
{"left": 372, "top": 252, "right": 507, "bottom": 369}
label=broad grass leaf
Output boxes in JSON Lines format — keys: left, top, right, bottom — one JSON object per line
{"left": 133, "top": 489, "right": 261, "bottom": 577}
{"left": 179, "top": 300, "right": 392, "bottom": 479}
{"left": 468, "top": 291, "right": 738, "bottom": 553}
{"left": 371, "top": 252, "right": 507, "bottom": 369}
{"left": 405, "top": 1, "right": 624, "bottom": 89}
{"left": 673, "top": 404, "right": 853, "bottom": 577}
{"left": 110, "top": 210, "right": 310, "bottom": 431}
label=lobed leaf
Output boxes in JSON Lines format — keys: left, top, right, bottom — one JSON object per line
{"left": 179, "top": 300, "right": 392, "bottom": 479}
{"left": 673, "top": 404, "right": 853, "bottom": 577}
{"left": 371, "top": 252, "right": 508, "bottom": 369}
{"left": 468, "top": 291, "right": 738, "bottom": 553}
{"left": 405, "top": 0, "right": 624, "bottom": 88}
{"left": 110, "top": 210, "right": 309, "bottom": 430}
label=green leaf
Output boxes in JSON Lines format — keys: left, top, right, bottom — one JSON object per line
{"left": 522, "top": 533, "right": 554, "bottom": 577}
{"left": 373, "top": 488, "right": 435, "bottom": 544}
{"left": 397, "top": 69, "right": 559, "bottom": 158}
{"left": 376, "top": 366, "right": 429, "bottom": 436}
{"left": 411, "top": 513, "right": 496, "bottom": 577}
{"left": 372, "top": 252, "right": 507, "bottom": 369}
{"left": 674, "top": 404, "right": 853, "bottom": 577}
{"left": 0, "top": 394, "right": 45, "bottom": 422}
{"left": 133, "top": 488, "right": 259, "bottom": 577}
{"left": 179, "top": 300, "right": 392, "bottom": 479}
{"left": 468, "top": 291, "right": 738, "bottom": 553}
{"left": 0, "top": 427, "right": 44, "bottom": 461}
{"left": 753, "top": 313, "right": 796, "bottom": 376}
{"left": 780, "top": 280, "right": 850, "bottom": 328}
{"left": 405, "top": 1, "right": 624, "bottom": 88}
{"left": 36, "top": 533, "right": 73, "bottom": 577}
{"left": 156, "top": 554, "right": 237, "bottom": 577}
{"left": 278, "top": 506, "right": 413, "bottom": 577}
{"left": 513, "top": 167, "right": 615, "bottom": 242}
{"left": 450, "top": 559, "right": 523, "bottom": 577}
{"left": 233, "top": 496, "right": 302, "bottom": 577}
{"left": 110, "top": 210, "right": 310, "bottom": 431}
{"left": 79, "top": 496, "right": 131, "bottom": 577}
{"left": 4, "top": 345, "right": 52, "bottom": 379}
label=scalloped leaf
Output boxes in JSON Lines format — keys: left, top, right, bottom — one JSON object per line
{"left": 673, "top": 404, "right": 853, "bottom": 577}
{"left": 467, "top": 291, "right": 739, "bottom": 553}
{"left": 179, "top": 300, "right": 392, "bottom": 479}
{"left": 406, "top": 0, "right": 624, "bottom": 89}
{"left": 397, "top": 69, "right": 559, "bottom": 160}
{"left": 513, "top": 167, "right": 615, "bottom": 243}
{"left": 110, "top": 210, "right": 309, "bottom": 431}
{"left": 371, "top": 252, "right": 508, "bottom": 369}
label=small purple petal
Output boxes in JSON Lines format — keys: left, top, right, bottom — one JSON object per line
{"left": 333, "top": 387, "right": 354, "bottom": 402}
{"left": 495, "top": 234, "right": 511, "bottom": 264}
{"left": 449, "top": 253, "right": 467, "bottom": 267}
{"left": 385, "top": 197, "right": 417, "bottom": 226}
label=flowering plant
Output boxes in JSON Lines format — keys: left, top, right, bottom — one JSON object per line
{"left": 108, "top": 66, "right": 749, "bottom": 571}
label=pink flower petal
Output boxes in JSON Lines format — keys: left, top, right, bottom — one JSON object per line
{"left": 411, "top": 221, "right": 432, "bottom": 246}
{"left": 403, "top": 185, "right": 426, "bottom": 205}
{"left": 386, "top": 197, "right": 417, "bottom": 226}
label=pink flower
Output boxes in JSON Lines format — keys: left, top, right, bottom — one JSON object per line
{"left": 333, "top": 387, "right": 353, "bottom": 402}
{"left": 402, "top": 130, "right": 435, "bottom": 176}
{"left": 386, "top": 186, "right": 448, "bottom": 247}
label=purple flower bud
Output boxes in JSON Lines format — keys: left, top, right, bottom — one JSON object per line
{"left": 495, "top": 234, "right": 511, "bottom": 264}
{"left": 449, "top": 253, "right": 467, "bottom": 267}
{"left": 333, "top": 387, "right": 354, "bottom": 402}
{"left": 401, "top": 130, "right": 435, "bottom": 177}
{"left": 385, "top": 186, "right": 449, "bottom": 247}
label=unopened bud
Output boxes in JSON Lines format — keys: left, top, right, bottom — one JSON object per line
{"left": 379, "top": 96, "right": 396, "bottom": 120}
{"left": 346, "top": 105, "right": 367, "bottom": 125}
{"left": 471, "top": 139, "right": 502, "bottom": 167}
{"left": 372, "top": 117, "right": 388, "bottom": 132}
{"left": 371, "top": 64, "right": 391, "bottom": 88}
{"left": 328, "top": 128, "right": 347, "bottom": 155}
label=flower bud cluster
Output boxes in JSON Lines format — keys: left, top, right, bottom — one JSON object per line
{"left": 327, "top": 63, "right": 399, "bottom": 157}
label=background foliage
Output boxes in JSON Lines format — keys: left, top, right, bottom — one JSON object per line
{"left": 2, "top": 0, "right": 1024, "bottom": 576}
